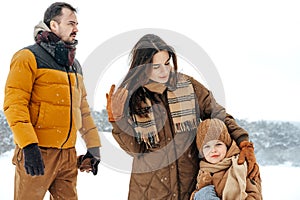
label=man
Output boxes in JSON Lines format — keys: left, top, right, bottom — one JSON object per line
{"left": 3, "top": 2, "right": 101, "bottom": 199}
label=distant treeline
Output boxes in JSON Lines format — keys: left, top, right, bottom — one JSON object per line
{"left": 1, "top": 110, "right": 300, "bottom": 166}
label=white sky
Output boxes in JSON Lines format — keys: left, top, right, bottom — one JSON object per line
{"left": 1, "top": 0, "right": 299, "bottom": 122}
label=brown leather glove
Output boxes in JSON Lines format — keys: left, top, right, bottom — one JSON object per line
{"left": 238, "top": 141, "right": 259, "bottom": 181}
{"left": 106, "top": 84, "right": 128, "bottom": 122}
{"left": 77, "top": 148, "right": 101, "bottom": 175}
{"left": 77, "top": 155, "right": 92, "bottom": 172}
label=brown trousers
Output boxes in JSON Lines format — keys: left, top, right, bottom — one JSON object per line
{"left": 13, "top": 146, "right": 78, "bottom": 200}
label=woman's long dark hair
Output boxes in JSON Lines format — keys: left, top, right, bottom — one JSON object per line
{"left": 120, "top": 34, "right": 178, "bottom": 117}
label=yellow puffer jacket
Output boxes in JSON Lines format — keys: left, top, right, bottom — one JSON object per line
{"left": 4, "top": 46, "right": 101, "bottom": 149}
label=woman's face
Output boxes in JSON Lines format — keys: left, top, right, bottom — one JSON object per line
{"left": 149, "top": 50, "right": 172, "bottom": 83}
{"left": 202, "top": 140, "right": 227, "bottom": 164}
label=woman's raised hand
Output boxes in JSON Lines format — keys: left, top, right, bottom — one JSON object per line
{"left": 106, "top": 84, "right": 128, "bottom": 122}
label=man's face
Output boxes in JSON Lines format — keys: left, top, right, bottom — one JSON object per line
{"left": 50, "top": 7, "right": 78, "bottom": 43}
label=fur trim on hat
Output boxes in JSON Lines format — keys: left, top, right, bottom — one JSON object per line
{"left": 196, "top": 118, "right": 232, "bottom": 155}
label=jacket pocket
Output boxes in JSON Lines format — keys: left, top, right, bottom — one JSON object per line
{"left": 12, "top": 146, "right": 23, "bottom": 165}
{"left": 35, "top": 102, "right": 70, "bottom": 128}
{"left": 29, "top": 103, "right": 40, "bottom": 126}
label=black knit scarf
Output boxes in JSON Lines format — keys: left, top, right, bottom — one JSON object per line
{"left": 35, "top": 31, "right": 77, "bottom": 67}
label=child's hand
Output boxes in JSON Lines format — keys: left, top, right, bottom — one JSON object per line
{"left": 196, "top": 170, "right": 213, "bottom": 189}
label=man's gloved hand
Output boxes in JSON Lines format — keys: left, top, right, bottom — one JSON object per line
{"left": 23, "top": 143, "right": 44, "bottom": 176}
{"left": 238, "top": 141, "right": 259, "bottom": 181}
{"left": 194, "top": 185, "right": 220, "bottom": 200}
{"left": 77, "top": 147, "right": 101, "bottom": 175}
{"left": 106, "top": 84, "right": 128, "bottom": 122}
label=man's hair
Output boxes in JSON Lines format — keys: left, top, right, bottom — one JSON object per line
{"left": 43, "top": 2, "right": 77, "bottom": 28}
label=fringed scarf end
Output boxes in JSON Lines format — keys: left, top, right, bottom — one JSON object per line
{"left": 174, "top": 118, "right": 199, "bottom": 133}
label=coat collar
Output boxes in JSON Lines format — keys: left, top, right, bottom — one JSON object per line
{"left": 144, "top": 82, "right": 167, "bottom": 94}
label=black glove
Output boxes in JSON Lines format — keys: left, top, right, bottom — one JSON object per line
{"left": 23, "top": 143, "right": 44, "bottom": 176}
{"left": 77, "top": 147, "right": 101, "bottom": 175}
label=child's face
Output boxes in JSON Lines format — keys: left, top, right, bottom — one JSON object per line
{"left": 202, "top": 140, "right": 227, "bottom": 164}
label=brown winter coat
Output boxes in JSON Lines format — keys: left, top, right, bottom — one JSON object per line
{"left": 3, "top": 48, "right": 101, "bottom": 149}
{"left": 111, "top": 74, "right": 249, "bottom": 200}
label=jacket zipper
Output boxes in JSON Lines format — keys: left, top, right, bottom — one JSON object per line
{"left": 72, "top": 65, "right": 79, "bottom": 88}
{"left": 61, "top": 66, "right": 73, "bottom": 148}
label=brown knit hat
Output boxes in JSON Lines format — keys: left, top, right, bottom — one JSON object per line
{"left": 196, "top": 118, "right": 232, "bottom": 155}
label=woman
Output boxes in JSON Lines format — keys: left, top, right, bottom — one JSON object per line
{"left": 106, "top": 34, "right": 258, "bottom": 200}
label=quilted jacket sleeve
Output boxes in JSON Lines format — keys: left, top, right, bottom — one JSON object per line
{"left": 111, "top": 118, "right": 146, "bottom": 156}
{"left": 3, "top": 49, "right": 39, "bottom": 148}
{"left": 190, "top": 76, "right": 249, "bottom": 145}
{"left": 78, "top": 78, "right": 102, "bottom": 148}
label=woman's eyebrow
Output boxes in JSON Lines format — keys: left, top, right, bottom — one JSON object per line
{"left": 152, "top": 57, "right": 171, "bottom": 66}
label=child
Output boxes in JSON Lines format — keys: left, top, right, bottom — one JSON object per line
{"left": 191, "top": 119, "right": 262, "bottom": 200}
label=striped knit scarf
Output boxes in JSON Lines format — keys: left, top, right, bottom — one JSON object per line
{"left": 132, "top": 74, "right": 198, "bottom": 149}
{"left": 34, "top": 21, "right": 77, "bottom": 67}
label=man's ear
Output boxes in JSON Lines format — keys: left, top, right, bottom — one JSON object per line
{"left": 49, "top": 20, "right": 58, "bottom": 32}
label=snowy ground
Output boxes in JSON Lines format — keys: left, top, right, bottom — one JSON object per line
{"left": 1, "top": 148, "right": 300, "bottom": 199}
